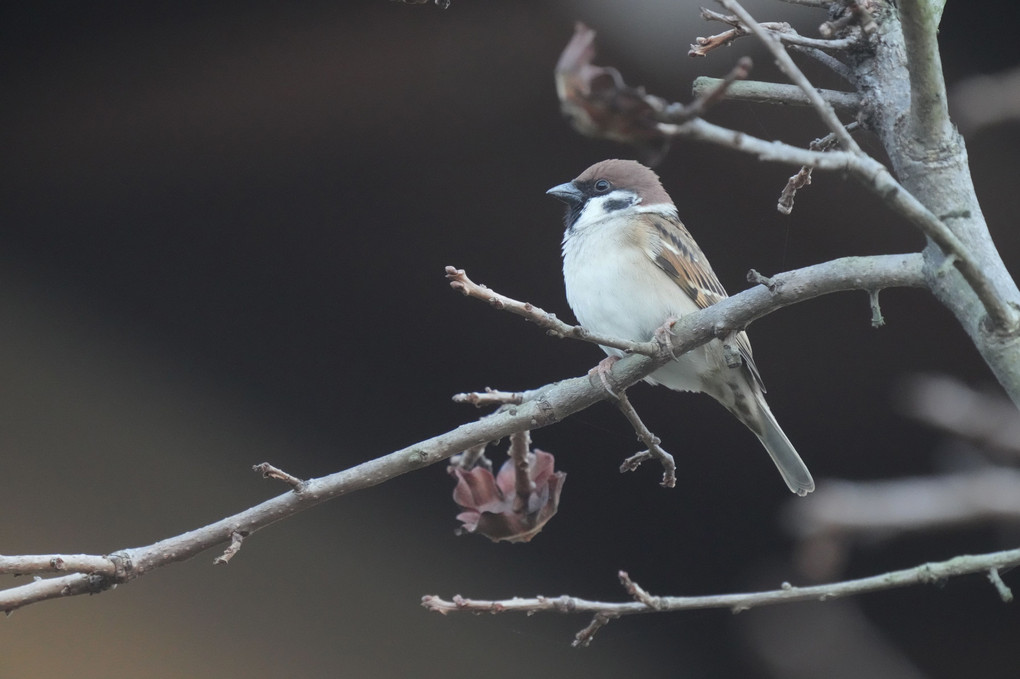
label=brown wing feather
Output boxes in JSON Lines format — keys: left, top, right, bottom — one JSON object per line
{"left": 639, "top": 212, "right": 767, "bottom": 391}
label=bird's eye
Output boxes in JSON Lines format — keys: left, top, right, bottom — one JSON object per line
{"left": 593, "top": 179, "right": 611, "bottom": 193}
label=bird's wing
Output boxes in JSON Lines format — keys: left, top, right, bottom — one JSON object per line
{"left": 638, "top": 212, "right": 766, "bottom": 391}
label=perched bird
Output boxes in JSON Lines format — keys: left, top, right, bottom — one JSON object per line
{"left": 547, "top": 159, "right": 814, "bottom": 495}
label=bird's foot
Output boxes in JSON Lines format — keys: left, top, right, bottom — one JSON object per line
{"left": 589, "top": 355, "right": 621, "bottom": 398}
{"left": 654, "top": 316, "right": 682, "bottom": 360}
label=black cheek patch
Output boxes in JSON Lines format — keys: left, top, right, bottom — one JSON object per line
{"left": 603, "top": 198, "right": 632, "bottom": 213}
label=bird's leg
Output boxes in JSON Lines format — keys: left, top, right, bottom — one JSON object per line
{"left": 589, "top": 355, "right": 621, "bottom": 398}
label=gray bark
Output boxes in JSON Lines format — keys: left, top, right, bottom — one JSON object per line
{"left": 852, "top": 1, "right": 1020, "bottom": 404}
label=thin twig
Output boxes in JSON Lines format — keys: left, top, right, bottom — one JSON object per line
{"left": 988, "top": 568, "right": 1014, "bottom": 603}
{"left": 445, "top": 267, "right": 659, "bottom": 357}
{"left": 691, "top": 6, "right": 856, "bottom": 56}
{"left": 422, "top": 546, "right": 1020, "bottom": 643}
{"left": 777, "top": 122, "right": 860, "bottom": 214}
{"left": 747, "top": 269, "right": 777, "bottom": 290}
{"left": 718, "top": 0, "right": 861, "bottom": 154}
{"left": 869, "top": 290, "right": 885, "bottom": 327}
{"left": 777, "top": 166, "right": 813, "bottom": 215}
{"left": 777, "top": 0, "right": 831, "bottom": 7}
{"left": 212, "top": 531, "right": 247, "bottom": 565}
{"left": 658, "top": 115, "right": 1016, "bottom": 330}
{"left": 664, "top": 58, "right": 753, "bottom": 123}
{"left": 508, "top": 430, "right": 535, "bottom": 512}
{"left": 614, "top": 391, "right": 677, "bottom": 488}
{"left": 452, "top": 388, "right": 525, "bottom": 408}
{"left": 573, "top": 612, "right": 616, "bottom": 648}
{"left": 619, "top": 570, "right": 666, "bottom": 609}
{"left": 450, "top": 443, "right": 490, "bottom": 471}
{"left": 787, "top": 44, "right": 855, "bottom": 82}
{"left": 252, "top": 462, "right": 305, "bottom": 489}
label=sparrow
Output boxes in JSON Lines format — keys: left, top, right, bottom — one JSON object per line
{"left": 547, "top": 159, "right": 814, "bottom": 495}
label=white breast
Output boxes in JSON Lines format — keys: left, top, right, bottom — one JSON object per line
{"left": 562, "top": 215, "right": 709, "bottom": 393}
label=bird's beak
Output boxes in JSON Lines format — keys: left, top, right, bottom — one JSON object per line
{"left": 546, "top": 182, "right": 585, "bottom": 207}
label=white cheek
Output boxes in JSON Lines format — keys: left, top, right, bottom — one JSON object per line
{"left": 569, "top": 193, "right": 636, "bottom": 233}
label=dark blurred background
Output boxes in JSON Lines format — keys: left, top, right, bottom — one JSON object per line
{"left": 2, "top": 1, "right": 1019, "bottom": 677}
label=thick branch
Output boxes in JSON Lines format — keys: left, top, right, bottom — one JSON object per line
{"left": 846, "top": 1, "right": 1020, "bottom": 404}
{"left": 898, "top": 0, "right": 952, "bottom": 145}
{"left": 659, "top": 117, "right": 1017, "bottom": 335}
{"left": 0, "top": 254, "right": 924, "bottom": 613}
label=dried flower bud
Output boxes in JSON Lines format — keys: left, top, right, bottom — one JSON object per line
{"left": 554, "top": 23, "right": 671, "bottom": 166}
{"left": 451, "top": 450, "right": 565, "bottom": 543}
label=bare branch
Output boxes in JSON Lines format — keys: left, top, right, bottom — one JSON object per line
{"left": 449, "top": 443, "right": 490, "bottom": 471}
{"left": 0, "top": 254, "right": 926, "bottom": 613}
{"left": 452, "top": 388, "right": 525, "bottom": 408}
{"left": 555, "top": 10, "right": 1014, "bottom": 331}
{"left": 777, "top": 0, "right": 831, "bottom": 7}
{"left": 0, "top": 572, "right": 118, "bottom": 612}
{"left": 508, "top": 430, "right": 535, "bottom": 512}
{"left": 0, "top": 554, "right": 118, "bottom": 576}
{"left": 690, "top": 78, "right": 860, "bottom": 114}
{"left": 777, "top": 166, "right": 813, "bottom": 215}
{"left": 664, "top": 58, "right": 753, "bottom": 124}
{"left": 777, "top": 122, "right": 861, "bottom": 214}
{"left": 658, "top": 116, "right": 1017, "bottom": 331}
{"left": 718, "top": 0, "right": 861, "bottom": 154}
{"left": 869, "top": 289, "right": 885, "bottom": 328}
{"left": 252, "top": 462, "right": 305, "bottom": 489}
{"left": 422, "top": 546, "right": 1020, "bottom": 641}
{"left": 692, "top": 7, "right": 856, "bottom": 57}
{"left": 619, "top": 570, "right": 664, "bottom": 608}
{"left": 213, "top": 531, "right": 247, "bottom": 565}
{"left": 820, "top": 2, "right": 877, "bottom": 38}
{"left": 771, "top": 29, "right": 859, "bottom": 51}
{"left": 988, "top": 568, "right": 1014, "bottom": 603}
{"left": 573, "top": 612, "right": 615, "bottom": 648}
{"left": 898, "top": 0, "right": 953, "bottom": 144}
{"left": 788, "top": 44, "right": 855, "bottom": 82}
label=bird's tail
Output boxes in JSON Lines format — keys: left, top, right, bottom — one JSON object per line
{"left": 751, "top": 397, "right": 815, "bottom": 496}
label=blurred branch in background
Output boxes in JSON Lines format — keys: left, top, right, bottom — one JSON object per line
{"left": 950, "top": 66, "right": 1020, "bottom": 137}
{"left": 789, "top": 373, "right": 1020, "bottom": 581}
{"left": 740, "top": 371, "right": 1020, "bottom": 678}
